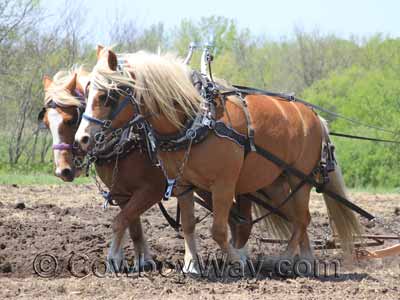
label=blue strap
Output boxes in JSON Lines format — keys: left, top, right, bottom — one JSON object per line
{"left": 110, "top": 95, "right": 132, "bottom": 119}
{"left": 82, "top": 114, "right": 109, "bottom": 127}
{"left": 82, "top": 94, "right": 134, "bottom": 129}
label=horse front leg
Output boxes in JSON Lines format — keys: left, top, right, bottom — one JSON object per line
{"left": 108, "top": 187, "right": 162, "bottom": 273}
{"left": 177, "top": 191, "right": 200, "bottom": 274}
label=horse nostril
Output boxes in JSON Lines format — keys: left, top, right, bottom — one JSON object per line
{"left": 81, "top": 135, "right": 90, "bottom": 145}
{"left": 61, "top": 168, "right": 73, "bottom": 179}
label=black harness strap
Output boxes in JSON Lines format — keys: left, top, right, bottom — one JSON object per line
{"left": 241, "top": 193, "right": 289, "bottom": 222}
{"left": 158, "top": 202, "right": 181, "bottom": 231}
{"left": 330, "top": 132, "right": 400, "bottom": 144}
{"left": 231, "top": 85, "right": 398, "bottom": 136}
{"left": 253, "top": 144, "right": 375, "bottom": 220}
{"left": 213, "top": 121, "right": 251, "bottom": 155}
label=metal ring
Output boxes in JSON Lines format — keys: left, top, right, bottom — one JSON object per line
{"left": 94, "top": 132, "right": 106, "bottom": 144}
{"left": 114, "top": 144, "right": 124, "bottom": 155}
{"left": 136, "top": 122, "right": 145, "bottom": 130}
{"left": 112, "top": 128, "right": 123, "bottom": 138}
{"left": 186, "top": 129, "right": 197, "bottom": 140}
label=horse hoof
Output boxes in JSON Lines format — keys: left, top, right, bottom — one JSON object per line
{"left": 182, "top": 262, "right": 200, "bottom": 275}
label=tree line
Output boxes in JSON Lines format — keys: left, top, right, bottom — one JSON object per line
{"left": 1, "top": 0, "right": 399, "bottom": 188}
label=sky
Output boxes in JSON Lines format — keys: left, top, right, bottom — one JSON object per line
{"left": 41, "top": 0, "right": 400, "bottom": 44}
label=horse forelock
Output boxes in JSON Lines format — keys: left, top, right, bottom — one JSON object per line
{"left": 44, "top": 65, "right": 87, "bottom": 108}
{"left": 91, "top": 51, "right": 202, "bottom": 128}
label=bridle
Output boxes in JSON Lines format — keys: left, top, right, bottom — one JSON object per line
{"left": 82, "top": 86, "right": 147, "bottom": 131}
{"left": 81, "top": 85, "right": 159, "bottom": 168}
{"left": 38, "top": 89, "right": 86, "bottom": 155}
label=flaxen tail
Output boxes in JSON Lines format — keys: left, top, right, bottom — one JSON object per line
{"left": 319, "top": 117, "right": 362, "bottom": 255}
{"left": 252, "top": 191, "right": 292, "bottom": 240}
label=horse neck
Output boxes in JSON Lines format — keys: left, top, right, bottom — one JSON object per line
{"left": 147, "top": 109, "right": 187, "bottom": 135}
{"left": 148, "top": 115, "right": 181, "bottom": 135}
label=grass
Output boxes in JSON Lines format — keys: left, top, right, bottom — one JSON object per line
{"left": 0, "top": 170, "right": 92, "bottom": 185}
{"left": 0, "top": 163, "right": 92, "bottom": 185}
{"left": 349, "top": 186, "right": 400, "bottom": 194}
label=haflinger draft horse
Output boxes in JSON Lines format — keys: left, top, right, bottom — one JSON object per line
{"left": 75, "top": 46, "right": 361, "bottom": 266}
{"left": 39, "top": 67, "right": 160, "bottom": 271}
{"left": 40, "top": 62, "right": 296, "bottom": 274}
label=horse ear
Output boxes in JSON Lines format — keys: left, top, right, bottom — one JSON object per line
{"left": 43, "top": 75, "right": 53, "bottom": 89}
{"left": 107, "top": 49, "right": 118, "bottom": 71}
{"left": 96, "top": 45, "right": 104, "bottom": 60}
{"left": 65, "top": 73, "right": 77, "bottom": 92}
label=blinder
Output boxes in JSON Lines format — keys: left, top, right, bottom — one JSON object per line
{"left": 37, "top": 107, "right": 46, "bottom": 122}
{"left": 39, "top": 99, "right": 85, "bottom": 128}
{"left": 82, "top": 86, "right": 139, "bottom": 130}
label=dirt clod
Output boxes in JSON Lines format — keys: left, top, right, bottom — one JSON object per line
{"left": 14, "top": 202, "right": 25, "bottom": 210}
{"left": 0, "top": 262, "right": 12, "bottom": 273}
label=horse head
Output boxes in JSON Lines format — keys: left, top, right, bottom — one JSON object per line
{"left": 39, "top": 68, "right": 87, "bottom": 181}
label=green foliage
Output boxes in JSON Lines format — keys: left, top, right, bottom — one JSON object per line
{"left": 1, "top": 6, "right": 400, "bottom": 188}
{"left": 302, "top": 51, "right": 400, "bottom": 188}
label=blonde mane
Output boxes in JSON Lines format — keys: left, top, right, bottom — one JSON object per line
{"left": 44, "top": 65, "right": 87, "bottom": 107}
{"left": 90, "top": 50, "right": 202, "bottom": 128}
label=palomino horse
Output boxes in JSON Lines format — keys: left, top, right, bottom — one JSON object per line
{"left": 75, "top": 47, "right": 361, "bottom": 263}
{"left": 41, "top": 64, "right": 297, "bottom": 273}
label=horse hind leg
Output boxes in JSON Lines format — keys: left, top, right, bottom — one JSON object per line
{"left": 229, "top": 197, "right": 252, "bottom": 261}
{"left": 282, "top": 176, "right": 313, "bottom": 259}
{"left": 211, "top": 185, "right": 242, "bottom": 262}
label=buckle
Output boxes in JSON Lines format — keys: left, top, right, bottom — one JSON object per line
{"left": 201, "top": 117, "right": 214, "bottom": 128}
{"left": 102, "top": 120, "right": 112, "bottom": 129}
{"left": 88, "top": 155, "right": 97, "bottom": 164}
{"left": 163, "top": 178, "right": 176, "bottom": 201}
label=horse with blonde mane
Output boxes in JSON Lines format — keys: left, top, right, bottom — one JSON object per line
{"left": 75, "top": 46, "right": 362, "bottom": 265}
{"left": 39, "top": 66, "right": 162, "bottom": 271}
{"left": 41, "top": 62, "right": 301, "bottom": 273}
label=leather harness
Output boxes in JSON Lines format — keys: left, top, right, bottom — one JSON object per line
{"left": 81, "top": 72, "right": 375, "bottom": 223}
